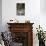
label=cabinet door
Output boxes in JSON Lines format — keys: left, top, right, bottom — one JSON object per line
{"left": 11, "top": 31, "right": 33, "bottom": 46}
{"left": 11, "top": 32, "right": 28, "bottom": 46}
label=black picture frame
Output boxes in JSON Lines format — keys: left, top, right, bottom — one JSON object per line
{"left": 16, "top": 3, "right": 25, "bottom": 16}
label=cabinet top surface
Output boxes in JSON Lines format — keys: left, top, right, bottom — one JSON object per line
{"left": 7, "top": 23, "right": 34, "bottom": 25}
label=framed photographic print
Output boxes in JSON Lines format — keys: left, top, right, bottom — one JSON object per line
{"left": 16, "top": 3, "right": 25, "bottom": 16}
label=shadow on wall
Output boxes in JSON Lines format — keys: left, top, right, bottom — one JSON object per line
{"left": 40, "top": 0, "right": 46, "bottom": 13}
{"left": 0, "top": 0, "right": 2, "bottom": 32}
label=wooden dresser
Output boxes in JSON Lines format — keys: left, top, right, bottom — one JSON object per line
{"left": 7, "top": 23, "right": 34, "bottom": 46}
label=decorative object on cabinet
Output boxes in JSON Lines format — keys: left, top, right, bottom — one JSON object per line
{"left": 7, "top": 23, "right": 34, "bottom": 46}
{"left": 8, "top": 19, "right": 19, "bottom": 23}
{"left": 25, "top": 20, "right": 30, "bottom": 23}
{"left": 16, "top": 3, "right": 25, "bottom": 15}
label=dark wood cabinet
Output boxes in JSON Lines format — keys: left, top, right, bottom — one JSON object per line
{"left": 7, "top": 23, "right": 34, "bottom": 46}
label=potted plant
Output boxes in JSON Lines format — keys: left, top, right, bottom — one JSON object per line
{"left": 36, "top": 25, "right": 45, "bottom": 46}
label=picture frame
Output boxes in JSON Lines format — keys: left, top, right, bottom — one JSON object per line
{"left": 16, "top": 3, "right": 25, "bottom": 16}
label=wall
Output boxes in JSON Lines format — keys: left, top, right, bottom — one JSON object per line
{"left": 2, "top": 0, "right": 46, "bottom": 46}
{"left": 2, "top": 0, "right": 40, "bottom": 30}
{"left": 40, "top": 0, "right": 46, "bottom": 13}
{"left": 0, "top": 0, "right": 2, "bottom": 32}
{"left": 40, "top": 0, "right": 46, "bottom": 32}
